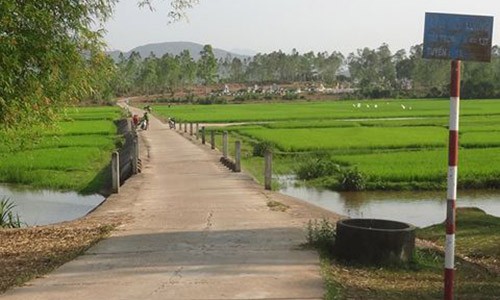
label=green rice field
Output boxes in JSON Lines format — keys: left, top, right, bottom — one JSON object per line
{"left": 0, "top": 106, "right": 122, "bottom": 193}
{"left": 240, "top": 126, "right": 448, "bottom": 151}
{"left": 154, "top": 98, "right": 500, "bottom": 122}
{"left": 155, "top": 98, "right": 500, "bottom": 190}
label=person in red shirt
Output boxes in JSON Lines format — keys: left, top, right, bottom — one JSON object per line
{"left": 132, "top": 114, "right": 139, "bottom": 128}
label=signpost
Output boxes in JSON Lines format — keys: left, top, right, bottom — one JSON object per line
{"left": 423, "top": 12, "right": 493, "bottom": 61}
{"left": 423, "top": 12, "right": 493, "bottom": 300}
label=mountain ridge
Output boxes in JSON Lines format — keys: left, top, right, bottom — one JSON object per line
{"left": 107, "top": 41, "right": 251, "bottom": 61}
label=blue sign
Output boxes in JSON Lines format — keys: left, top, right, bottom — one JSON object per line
{"left": 423, "top": 12, "right": 494, "bottom": 62}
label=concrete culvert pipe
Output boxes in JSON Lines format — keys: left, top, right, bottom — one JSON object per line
{"left": 334, "top": 218, "right": 416, "bottom": 265}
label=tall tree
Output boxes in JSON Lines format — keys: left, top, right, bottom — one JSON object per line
{"left": 348, "top": 44, "right": 397, "bottom": 97}
{"left": 461, "top": 50, "right": 500, "bottom": 99}
{"left": 317, "top": 51, "right": 344, "bottom": 84}
{"left": 137, "top": 55, "right": 159, "bottom": 95}
{"left": 0, "top": 0, "right": 116, "bottom": 130}
{"left": 409, "top": 44, "right": 449, "bottom": 97}
{"left": 0, "top": 0, "right": 200, "bottom": 131}
{"left": 177, "top": 50, "right": 197, "bottom": 86}
{"left": 158, "top": 54, "right": 182, "bottom": 95}
{"left": 229, "top": 57, "right": 245, "bottom": 82}
{"left": 86, "top": 52, "right": 117, "bottom": 104}
{"left": 197, "top": 44, "right": 218, "bottom": 86}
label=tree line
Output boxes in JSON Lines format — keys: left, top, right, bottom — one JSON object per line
{"left": 112, "top": 43, "right": 500, "bottom": 100}
{"left": 348, "top": 44, "right": 500, "bottom": 99}
{"left": 112, "top": 45, "right": 217, "bottom": 96}
{"left": 111, "top": 47, "right": 345, "bottom": 96}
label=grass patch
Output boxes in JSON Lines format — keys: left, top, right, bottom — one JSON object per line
{"left": 63, "top": 106, "right": 122, "bottom": 121}
{"left": 418, "top": 207, "right": 500, "bottom": 269}
{"left": 0, "top": 107, "right": 122, "bottom": 193}
{"left": 307, "top": 208, "right": 500, "bottom": 299}
{"left": 239, "top": 126, "right": 448, "bottom": 152}
{"left": 31, "top": 135, "right": 120, "bottom": 150}
{"left": 0, "top": 198, "right": 22, "bottom": 228}
{"left": 48, "top": 120, "right": 118, "bottom": 136}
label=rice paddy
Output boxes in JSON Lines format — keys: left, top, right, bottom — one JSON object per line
{"left": 0, "top": 106, "right": 122, "bottom": 193}
{"left": 156, "top": 98, "right": 500, "bottom": 190}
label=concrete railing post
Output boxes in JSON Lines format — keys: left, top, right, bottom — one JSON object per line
{"left": 112, "top": 151, "right": 120, "bottom": 193}
{"left": 235, "top": 141, "right": 241, "bottom": 172}
{"left": 222, "top": 131, "right": 228, "bottom": 158}
{"left": 264, "top": 150, "right": 272, "bottom": 190}
{"left": 201, "top": 126, "right": 206, "bottom": 144}
{"left": 190, "top": 123, "right": 193, "bottom": 136}
{"left": 132, "top": 134, "right": 139, "bottom": 174}
{"left": 196, "top": 123, "right": 199, "bottom": 140}
{"left": 211, "top": 130, "right": 215, "bottom": 150}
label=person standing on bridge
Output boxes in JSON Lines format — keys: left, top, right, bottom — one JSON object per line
{"left": 141, "top": 112, "right": 149, "bottom": 130}
{"left": 132, "top": 114, "right": 139, "bottom": 129}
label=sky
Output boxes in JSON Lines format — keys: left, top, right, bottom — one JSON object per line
{"left": 103, "top": 0, "right": 500, "bottom": 56}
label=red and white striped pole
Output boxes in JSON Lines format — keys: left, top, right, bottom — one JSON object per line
{"left": 444, "top": 59, "right": 460, "bottom": 300}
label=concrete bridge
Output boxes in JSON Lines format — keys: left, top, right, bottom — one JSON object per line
{"left": 3, "top": 108, "right": 339, "bottom": 300}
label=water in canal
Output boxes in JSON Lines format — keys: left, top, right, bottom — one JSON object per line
{"left": 279, "top": 176, "right": 500, "bottom": 227}
{"left": 1, "top": 184, "right": 105, "bottom": 226}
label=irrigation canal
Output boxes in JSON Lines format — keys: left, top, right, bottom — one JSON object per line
{"left": 1, "top": 184, "right": 104, "bottom": 226}
{"left": 279, "top": 176, "right": 500, "bottom": 227}
{"left": 4, "top": 177, "right": 500, "bottom": 228}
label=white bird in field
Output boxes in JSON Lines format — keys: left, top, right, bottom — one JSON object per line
{"left": 366, "top": 104, "right": 370, "bottom": 108}
{"left": 401, "top": 104, "right": 406, "bottom": 110}
{"left": 374, "top": 104, "right": 378, "bottom": 108}
{"left": 357, "top": 103, "right": 361, "bottom": 108}
{"left": 409, "top": 107, "right": 412, "bottom": 110}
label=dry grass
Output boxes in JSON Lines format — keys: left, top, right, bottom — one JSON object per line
{"left": 325, "top": 251, "right": 500, "bottom": 299}
{"left": 0, "top": 215, "right": 124, "bottom": 293}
